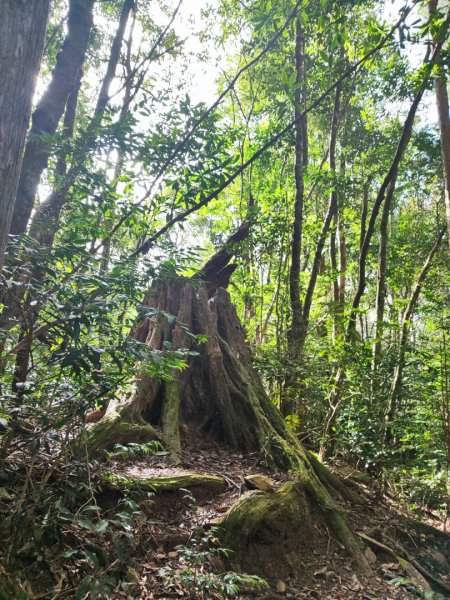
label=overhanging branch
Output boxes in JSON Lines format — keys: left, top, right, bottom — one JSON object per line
{"left": 128, "top": 5, "right": 413, "bottom": 260}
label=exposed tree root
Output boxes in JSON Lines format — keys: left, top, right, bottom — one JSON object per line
{"left": 161, "top": 378, "right": 182, "bottom": 464}
{"left": 80, "top": 404, "right": 156, "bottom": 458}
{"left": 106, "top": 472, "right": 226, "bottom": 494}
{"left": 308, "top": 451, "right": 363, "bottom": 505}
{"left": 219, "top": 484, "right": 315, "bottom": 579}
{"left": 219, "top": 475, "right": 371, "bottom": 579}
{"left": 358, "top": 531, "right": 450, "bottom": 595}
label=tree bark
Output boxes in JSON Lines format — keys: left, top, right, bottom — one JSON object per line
{"left": 371, "top": 179, "right": 396, "bottom": 399}
{"left": 336, "top": 167, "right": 347, "bottom": 331}
{"left": 283, "top": 16, "right": 306, "bottom": 419}
{"left": 429, "top": 0, "right": 450, "bottom": 249}
{"left": 302, "top": 82, "right": 342, "bottom": 333}
{"left": 330, "top": 214, "right": 339, "bottom": 344}
{"left": 0, "top": 0, "right": 50, "bottom": 272}
{"left": 7, "top": 75, "right": 83, "bottom": 391}
{"left": 28, "top": 71, "right": 82, "bottom": 246}
{"left": 9, "top": 0, "right": 95, "bottom": 237}
{"left": 95, "top": 0, "right": 135, "bottom": 114}
{"left": 360, "top": 178, "right": 370, "bottom": 252}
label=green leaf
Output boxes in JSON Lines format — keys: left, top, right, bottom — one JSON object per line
{"left": 93, "top": 520, "right": 109, "bottom": 533}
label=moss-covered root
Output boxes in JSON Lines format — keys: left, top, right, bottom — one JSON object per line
{"left": 220, "top": 478, "right": 371, "bottom": 579}
{"left": 161, "top": 378, "right": 182, "bottom": 464}
{"left": 308, "top": 452, "right": 363, "bottom": 506}
{"left": 306, "top": 475, "right": 371, "bottom": 577}
{"left": 219, "top": 482, "right": 318, "bottom": 579}
{"left": 107, "top": 472, "right": 226, "bottom": 494}
{"left": 80, "top": 409, "right": 156, "bottom": 457}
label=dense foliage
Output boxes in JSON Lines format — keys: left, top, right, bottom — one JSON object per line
{"left": 0, "top": 0, "right": 449, "bottom": 596}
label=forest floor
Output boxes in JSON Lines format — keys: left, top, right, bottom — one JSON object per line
{"left": 1, "top": 428, "right": 450, "bottom": 599}
{"left": 99, "top": 427, "right": 450, "bottom": 600}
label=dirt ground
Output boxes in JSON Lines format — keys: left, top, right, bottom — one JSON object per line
{"left": 1, "top": 428, "right": 449, "bottom": 599}
{"left": 99, "top": 428, "right": 450, "bottom": 599}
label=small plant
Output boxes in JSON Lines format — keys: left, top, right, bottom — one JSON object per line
{"left": 59, "top": 493, "right": 143, "bottom": 598}
{"left": 158, "top": 527, "right": 268, "bottom": 598}
{"left": 75, "top": 574, "right": 117, "bottom": 600}
{"left": 388, "top": 578, "right": 446, "bottom": 600}
{"left": 107, "top": 440, "right": 167, "bottom": 460}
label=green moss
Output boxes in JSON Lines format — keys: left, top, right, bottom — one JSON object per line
{"left": 161, "top": 379, "right": 181, "bottom": 461}
{"left": 79, "top": 410, "right": 156, "bottom": 457}
{"left": 303, "top": 467, "right": 371, "bottom": 576}
{"left": 106, "top": 472, "right": 226, "bottom": 493}
{"left": 222, "top": 482, "right": 302, "bottom": 539}
{"left": 308, "top": 452, "right": 363, "bottom": 505}
{"left": 219, "top": 482, "right": 314, "bottom": 579}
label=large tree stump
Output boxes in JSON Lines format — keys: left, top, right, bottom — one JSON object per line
{"left": 85, "top": 224, "right": 371, "bottom": 576}
{"left": 132, "top": 283, "right": 295, "bottom": 467}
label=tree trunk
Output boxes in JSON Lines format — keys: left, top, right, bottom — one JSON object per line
{"left": 0, "top": 0, "right": 50, "bottom": 272}
{"left": 429, "top": 0, "right": 450, "bottom": 249}
{"left": 9, "top": 0, "right": 95, "bottom": 238}
{"left": 330, "top": 164, "right": 346, "bottom": 343}
{"left": 283, "top": 16, "right": 306, "bottom": 419}
{"left": 347, "top": 78, "right": 428, "bottom": 337}
{"left": 28, "top": 71, "right": 82, "bottom": 246}
{"left": 330, "top": 213, "right": 339, "bottom": 344}
{"left": 0, "top": 0, "right": 135, "bottom": 347}
{"left": 302, "top": 81, "right": 342, "bottom": 334}
{"left": 8, "top": 74, "right": 83, "bottom": 391}
{"left": 360, "top": 178, "right": 370, "bottom": 252}
{"left": 319, "top": 75, "right": 430, "bottom": 460}
{"left": 29, "top": 0, "right": 135, "bottom": 246}
{"left": 336, "top": 167, "right": 347, "bottom": 330}
{"left": 96, "top": 0, "right": 135, "bottom": 114}
{"left": 371, "top": 179, "right": 395, "bottom": 400}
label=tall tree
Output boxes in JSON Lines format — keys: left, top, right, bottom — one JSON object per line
{"left": 429, "top": 0, "right": 450, "bottom": 249}
{"left": 0, "top": 0, "right": 50, "bottom": 272}
{"left": 383, "top": 226, "right": 446, "bottom": 446}
{"left": 283, "top": 16, "right": 307, "bottom": 420}
{"left": 319, "top": 51, "right": 438, "bottom": 459}
{"left": 8, "top": 0, "right": 96, "bottom": 237}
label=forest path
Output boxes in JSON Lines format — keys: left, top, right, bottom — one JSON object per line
{"left": 2, "top": 431, "right": 449, "bottom": 599}
{"left": 101, "top": 428, "right": 450, "bottom": 599}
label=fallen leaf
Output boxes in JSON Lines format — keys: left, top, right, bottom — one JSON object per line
{"left": 127, "top": 567, "right": 140, "bottom": 584}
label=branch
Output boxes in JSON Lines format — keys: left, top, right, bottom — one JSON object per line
{"left": 129, "top": 6, "right": 412, "bottom": 259}
{"left": 100, "top": 0, "right": 306, "bottom": 248}
{"left": 346, "top": 18, "right": 449, "bottom": 337}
